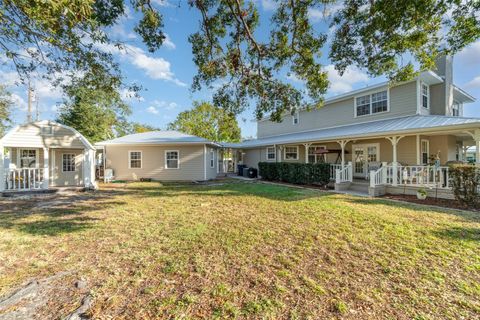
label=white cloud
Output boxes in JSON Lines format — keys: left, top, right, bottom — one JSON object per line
{"left": 260, "top": 0, "right": 277, "bottom": 11}
{"left": 163, "top": 34, "right": 176, "bottom": 50}
{"left": 465, "top": 76, "right": 480, "bottom": 89}
{"left": 120, "top": 88, "right": 144, "bottom": 101}
{"left": 152, "top": 0, "right": 174, "bottom": 7}
{"left": 10, "top": 93, "right": 27, "bottom": 111}
{"left": 110, "top": 23, "right": 137, "bottom": 40}
{"left": 457, "top": 40, "right": 480, "bottom": 66}
{"left": 97, "top": 42, "right": 186, "bottom": 86}
{"left": 152, "top": 99, "right": 179, "bottom": 110}
{"left": 146, "top": 106, "right": 159, "bottom": 114}
{"left": 308, "top": 3, "right": 343, "bottom": 22}
{"left": 325, "top": 64, "right": 370, "bottom": 94}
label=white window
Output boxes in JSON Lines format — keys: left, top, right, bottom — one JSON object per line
{"left": 284, "top": 146, "right": 299, "bottom": 160}
{"left": 210, "top": 149, "right": 215, "bottom": 168}
{"left": 452, "top": 101, "right": 461, "bottom": 116}
{"left": 308, "top": 146, "right": 326, "bottom": 163}
{"left": 421, "top": 140, "right": 429, "bottom": 165}
{"left": 165, "top": 150, "right": 179, "bottom": 169}
{"left": 421, "top": 83, "right": 429, "bottom": 109}
{"left": 62, "top": 154, "right": 76, "bottom": 172}
{"left": 355, "top": 90, "right": 388, "bottom": 117}
{"left": 292, "top": 112, "right": 299, "bottom": 125}
{"left": 129, "top": 151, "right": 142, "bottom": 169}
{"left": 41, "top": 126, "right": 53, "bottom": 135}
{"left": 266, "top": 146, "right": 276, "bottom": 161}
{"left": 19, "top": 149, "right": 37, "bottom": 168}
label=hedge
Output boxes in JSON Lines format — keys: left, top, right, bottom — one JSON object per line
{"left": 258, "top": 162, "right": 330, "bottom": 186}
{"left": 449, "top": 164, "right": 480, "bottom": 208}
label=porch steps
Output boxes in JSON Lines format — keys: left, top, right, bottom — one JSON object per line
{"left": 347, "top": 180, "right": 369, "bottom": 194}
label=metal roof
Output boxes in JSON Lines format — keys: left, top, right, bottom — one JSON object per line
{"left": 96, "top": 130, "right": 217, "bottom": 146}
{"left": 224, "top": 115, "right": 480, "bottom": 148}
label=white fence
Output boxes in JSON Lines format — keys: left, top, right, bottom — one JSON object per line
{"left": 370, "top": 164, "right": 450, "bottom": 189}
{"left": 5, "top": 168, "right": 45, "bottom": 191}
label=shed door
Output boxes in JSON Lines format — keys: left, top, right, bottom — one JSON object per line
{"left": 52, "top": 149, "right": 83, "bottom": 186}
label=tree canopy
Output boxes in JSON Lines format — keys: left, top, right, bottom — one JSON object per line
{"left": 0, "top": 0, "right": 478, "bottom": 124}
{"left": 130, "top": 122, "right": 160, "bottom": 133}
{"left": 167, "top": 101, "right": 241, "bottom": 142}
{"left": 0, "top": 85, "right": 12, "bottom": 137}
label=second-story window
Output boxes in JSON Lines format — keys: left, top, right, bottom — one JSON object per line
{"left": 452, "top": 101, "right": 461, "bottom": 116}
{"left": 355, "top": 90, "right": 388, "bottom": 117}
{"left": 292, "top": 112, "right": 299, "bottom": 125}
{"left": 422, "top": 83, "right": 429, "bottom": 109}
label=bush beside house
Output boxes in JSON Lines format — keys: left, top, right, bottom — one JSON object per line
{"left": 449, "top": 164, "right": 480, "bottom": 208}
{"left": 258, "top": 162, "right": 330, "bottom": 186}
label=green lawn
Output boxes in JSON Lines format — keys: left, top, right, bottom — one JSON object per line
{"left": 0, "top": 181, "right": 479, "bottom": 319}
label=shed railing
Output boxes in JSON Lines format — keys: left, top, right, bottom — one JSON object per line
{"left": 4, "top": 168, "right": 45, "bottom": 191}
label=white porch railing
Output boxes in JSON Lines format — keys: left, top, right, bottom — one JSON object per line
{"left": 329, "top": 164, "right": 342, "bottom": 180}
{"left": 335, "top": 162, "right": 352, "bottom": 183}
{"left": 4, "top": 168, "right": 44, "bottom": 191}
{"left": 369, "top": 164, "right": 451, "bottom": 189}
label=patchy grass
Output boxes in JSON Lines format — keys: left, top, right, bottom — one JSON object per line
{"left": 0, "top": 181, "right": 479, "bottom": 319}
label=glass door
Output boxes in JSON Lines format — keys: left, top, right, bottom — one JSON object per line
{"left": 353, "top": 144, "right": 379, "bottom": 178}
{"left": 353, "top": 147, "right": 365, "bottom": 177}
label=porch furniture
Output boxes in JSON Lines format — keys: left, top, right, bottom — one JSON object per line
{"left": 105, "top": 169, "right": 115, "bottom": 183}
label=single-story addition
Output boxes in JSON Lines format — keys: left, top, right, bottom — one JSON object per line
{"left": 95, "top": 131, "right": 222, "bottom": 182}
{"left": 0, "top": 120, "right": 96, "bottom": 192}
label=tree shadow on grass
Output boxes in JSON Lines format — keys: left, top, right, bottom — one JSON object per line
{"left": 344, "top": 197, "right": 480, "bottom": 223}
{"left": 433, "top": 227, "right": 480, "bottom": 242}
{"left": 0, "top": 191, "right": 128, "bottom": 236}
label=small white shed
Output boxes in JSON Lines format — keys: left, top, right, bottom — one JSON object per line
{"left": 0, "top": 120, "right": 96, "bottom": 192}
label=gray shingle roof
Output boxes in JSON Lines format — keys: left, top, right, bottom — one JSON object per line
{"left": 96, "top": 131, "right": 216, "bottom": 146}
{"left": 224, "top": 115, "right": 480, "bottom": 148}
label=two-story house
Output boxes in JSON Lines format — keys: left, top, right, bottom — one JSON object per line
{"left": 228, "top": 56, "right": 478, "bottom": 197}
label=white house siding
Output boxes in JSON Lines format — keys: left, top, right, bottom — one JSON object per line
{"left": 1, "top": 122, "right": 85, "bottom": 149}
{"left": 257, "top": 82, "right": 418, "bottom": 138}
{"left": 105, "top": 144, "right": 207, "bottom": 181}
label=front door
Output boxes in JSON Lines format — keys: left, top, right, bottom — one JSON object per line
{"left": 353, "top": 144, "right": 379, "bottom": 178}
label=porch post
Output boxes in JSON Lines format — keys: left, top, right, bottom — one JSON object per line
{"left": 416, "top": 134, "right": 421, "bottom": 165}
{"left": 43, "top": 148, "right": 49, "bottom": 189}
{"left": 0, "top": 143, "right": 4, "bottom": 192}
{"left": 386, "top": 136, "right": 405, "bottom": 186}
{"left": 476, "top": 140, "right": 480, "bottom": 166}
{"left": 337, "top": 140, "right": 349, "bottom": 168}
{"left": 277, "top": 145, "right": 283, "bottom": 162}
{"left": 303, "top": 143, "right": 311, "bottom": 163}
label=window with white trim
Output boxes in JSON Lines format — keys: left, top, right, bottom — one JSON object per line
{"left": 62, "top": 154, "right": 76, "bottom": 172}
{"left": 421, "top": 83, "right": 429, "bottom": 109}
{"left": 355, "top": 90, "right": 388, "bottom": 117}
{"left": 266, "top": 146, "right": 276, "bottom": 161}
{"left": 165, "top": 151, "right": 179, "bottom": 169}
{"left": 421, "top": 140, "right": 429, "bottom": 165}
{"left": 20, "top": 149, "right": 36, "bottom": 168}
{"left": 129, "top": 151, "right": 142, "bottom": 168}
{"left": 210, "top": 149, "right": 215, "bottom": 168}
{"left": 292, "top": 112, "right": 299, "bottom": 125}
{"left": 284, "top": 146, "right": 298, "bottom": 160}
{"left": 308, "top": 146, "right": 326, "bottom": 163}
{"left": 452, "top": 101, "right": 461, "bottom": 116}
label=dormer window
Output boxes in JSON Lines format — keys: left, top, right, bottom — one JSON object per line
{"left": 355, "top": 90, "right": 388, "bottom": 117}
{"left": 41, "top": 126, "right": 53, "bottom": 135}
{"left": 452, "top": 101, "right": 461, "bottom": 116}
{"left": 292, "top": 112, "right": 299, "bottom": 125}
{"left": 421, "top": 83, "right": 429, "bottom": 109}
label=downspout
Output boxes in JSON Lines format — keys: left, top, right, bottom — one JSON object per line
{"left": 204, "top": 144, "right": 207, "bottom": 180}
{"left": 103, "top": 146, "right": 106, "bottom": 183}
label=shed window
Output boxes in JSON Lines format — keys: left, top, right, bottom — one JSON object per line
{"left": 284, "top": 146, "right": 299, "bottom": 160}
{"left": 166, "top": 151, "right": 179, "bottom": 169}
{"left": 20, "top": 149, "right": 36, "bottom": 168}
{"left": 129, "top": 151, "right": 142, "bottom": 169}
{"left": 355, "top": 90, "right": 388, "bottom": 116}
{"left": 292, "top": 112, "right": 299, "bottom": 125}
{"left": 62, "top": 154, "right": 76, "bottom": 172}
{"left": 266, "top": 146, "right": 276, "bottom": 161}
{"left": 41, "top": 126, "right": 53, "bottom": 135}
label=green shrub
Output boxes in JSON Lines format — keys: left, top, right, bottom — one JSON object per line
{"left": 449, "top": 164, "right": 480, "bottom": 208}
{"left": 258, "top": 162, "right": 330, "bottom": 186}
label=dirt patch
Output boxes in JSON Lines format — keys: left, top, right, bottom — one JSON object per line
{"left": 382, "top": 194, "right": 479, "bottom": 212}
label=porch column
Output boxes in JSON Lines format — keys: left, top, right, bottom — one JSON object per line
{"left": 386, "top": 136, "right": 405, "bottom": 186}
{"left": 43, "top": 148, "right": 49, "bottom": 189}
{"left": 0, "top": 143, "right": 4, "bottom": 192}
{"left": 303, "top": 143, "right": 311, "bottom": 163}
{"left": 465, "top": 129, "right": 480, "bottom": 166}
{"left": 462, "top": 144, "right": 468, "bottom": 162}
{"left": 337, "top": 140, "right": 349, "bottom": 168}
{"left": 416, "top": 134, "right": 421, "bottom": 165}
{"left": 277, "top": 145, "right": 283, "bottom": 162}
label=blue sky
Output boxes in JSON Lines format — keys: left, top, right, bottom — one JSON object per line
{"left": 1, "top": 0, "right": 479, "bottom": 138}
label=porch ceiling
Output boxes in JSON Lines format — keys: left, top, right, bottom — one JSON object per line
{"left": 224, "top": 115, "right": 480, "bottom": 148}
